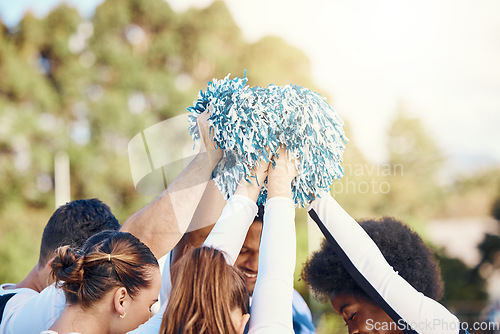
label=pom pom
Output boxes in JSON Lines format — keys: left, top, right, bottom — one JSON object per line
{"left": 188, "top": 73, "right": 347, "bottom": 207}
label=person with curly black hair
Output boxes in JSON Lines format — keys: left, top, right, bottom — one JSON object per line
{"left": 303, "top": 217, "right": 444, "bottom": 302}
{"left": 302, "top": 192, "right": 467, "bottom": 334}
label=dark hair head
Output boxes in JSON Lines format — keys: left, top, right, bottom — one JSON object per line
{"left": 39, "top": 199, "right": 121, "bottom": 265}
{"left": 51, "top": 231, "right": 158, "bottom": 308}
{"left": 160, "top": 246, "right": 250, "bottom": 334}
{"left": 301, "top": 216, "right": 444, "bottom": 302}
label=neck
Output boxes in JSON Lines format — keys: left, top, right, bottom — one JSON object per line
{"left": 12, "top": 264, "right": 46, "bottom": 292}
{"left": 49, "top": 304, "right": 109, "bottom": 334}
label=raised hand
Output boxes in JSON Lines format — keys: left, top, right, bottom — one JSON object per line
{"left": 197, "top": 111, "right": 222, "bottom": 169}
{"left": 267, "top": 146, "right": 298, "bottom": 199}
{"left": 234, "top": 158, "right": 270, "bottom": 203}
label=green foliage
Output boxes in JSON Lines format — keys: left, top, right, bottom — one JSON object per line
{"left": 493, "top": 197, "right": 500, "bottom": 221}
{"left": 387, "top": 106, "right": 444, "bottom": 176}
{"left": 384, "top": 106, "right": 445, "bottom": 218}
{"left": 0, "top": 203, "right": 48, "bottom": 282}
{"left": 334, "top": 111, "right": 445, "bottom": 223}
{"left": 0, "top": 0, "right": 320, "bottom": 284}
{"left": 436, "top": 251, "right": 489, "bottom": 324}
{"left": 477, "top": 234, "right": 500, "bottom": 271}
{"left": 243, "top": 36, "right": 316, "bottom": 89}
{"left": 315, "top": 312, "right": 346, "bottom": 334}
{"left": 333, "top": 122, "right": 391, "bottom": 219}
{"left": 439, "top": 168, "right": 500, "bottom": 217}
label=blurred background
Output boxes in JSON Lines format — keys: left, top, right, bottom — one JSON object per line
{"left": 0, "top": 0, "right": 499, "bottom": 332}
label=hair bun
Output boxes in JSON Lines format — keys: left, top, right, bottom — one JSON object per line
{"left": 51, "top": 245, "right": 85, "bottom": 285}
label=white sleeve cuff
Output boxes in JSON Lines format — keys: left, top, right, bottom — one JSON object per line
{"left": 203, "top": 194, "right": 258, "bottom": 265}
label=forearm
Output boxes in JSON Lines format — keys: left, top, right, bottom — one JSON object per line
{"left": 249, "top": 197, "right": 295, "bottom": 334}
{"left": 203, "top": 195, "right": 257, "bottom": 265}
{"left": 121, "top": 151, "right": 221, "bottom": 259}
{"left": 188, "top": 179, "right": 227, "bottom": 233}
{"left": 202, "top": 162, "right": 266, "bottom": 263}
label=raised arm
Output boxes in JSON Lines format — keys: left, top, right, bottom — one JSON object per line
{"left": 121, "top": 112, "right": 223, "bottom": 259}
{"left": 308, "top": 194, "right": 461, "bottom": 334}
{"left": 203, "top": 159, "right": 269, "bottom": 264}
{"left": 249, "top": 147, "right": 297, "bottom": 334}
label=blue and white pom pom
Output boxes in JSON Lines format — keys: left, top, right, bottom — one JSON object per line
{"left": 187, "top": 73, "right": 347, "bottom": 208}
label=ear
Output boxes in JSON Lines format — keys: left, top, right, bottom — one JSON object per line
{"left": 45, "top": 257, "right": 55, "bottom": 268}
{"left": 113, "top": 287, "right": 128, "bottom": 317}
{"left": 43, "top": 258, "right": 56, "bottom": 287}
{"left": 236, "top": 313, "right": 250, "bottom": 334}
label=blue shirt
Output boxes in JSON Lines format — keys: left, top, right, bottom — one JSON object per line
{"left": 244, "top": 289, "right": 316, "bottom": 334}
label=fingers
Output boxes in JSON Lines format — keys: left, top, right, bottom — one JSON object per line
{"left": 196, "top": 111, "right": 222, "bottom": 168}
{"left": 197, "top": 111, "right": 218, "bottom": 152}
{"left": 250, "top": 157, "right": 271, "bottom": 187}
{"left": 267, "top": 145, "right": 298, "bottom": 199}
{"left": 233, "top": 157, "right": 270, "bottom": 203}
{"left": 270, "top": 146, "right": 298, "bottom": 179}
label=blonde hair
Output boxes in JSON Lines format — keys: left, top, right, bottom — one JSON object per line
{"left": 160, "top": 247, "right": 249, "bottom": 334}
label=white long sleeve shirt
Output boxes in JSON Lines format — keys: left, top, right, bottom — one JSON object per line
{"left": 0, "top": 282, "right": 65, "bottom": 334}
{"left": 249, "top": 197, "right": 295, "bottom": 334}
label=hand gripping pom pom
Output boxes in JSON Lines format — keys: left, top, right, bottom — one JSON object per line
{"left": 187, "top": 73, "right": 348, "bottom": 207}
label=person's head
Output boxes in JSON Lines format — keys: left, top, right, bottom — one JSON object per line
{"left": 179, "top": 205, "right": 264, "bottom": 295}
{"left": 234, "top": 205, "right": 264, "bottom": 294}
{"left": 39, "top": 199, "right": 121, "bottom": 268}
{"left": 160, "top": 246, "right": 250, "bottom": 334}
{"left": 51, "top": 230, "right": 161, "bottom": 333}
{"left": 301, "top": 217, "right": 444, "bottom": 334}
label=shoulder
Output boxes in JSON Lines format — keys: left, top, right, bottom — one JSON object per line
{"left": 0, "top": 284, "right": 38, "bottom": 316}
{"left": 292, "top": 290, "right": 311, "bottom": 316}
{"left": 0, "top": 288, "right": 38, "bottom": 333}
{"left": 1, "top": 283, "right": 38, "bottom": 296}
{"left": 29, "top": 283, "right": 66, "bottom": 311}
{"left": 1, "top": 284, "right": 66, "bottom": 333}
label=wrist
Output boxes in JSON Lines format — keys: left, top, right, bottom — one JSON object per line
{"left": 268, "top": 192, "right": 292, "bottom": 199}
{"left": 199, "top": 146, "right": 222, "bottom": 170}
{"left": 266, "top": 170, "right": 294, "bottom": 198}
{"left": 267, "top": 183, "right": 293, "bottom": 199}
{"left": 234, "top": 179, "right": 262, "bottom": 203}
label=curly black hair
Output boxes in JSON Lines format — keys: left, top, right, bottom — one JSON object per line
{"left": 301, "top": 216, "right": 444, "bottom": 303}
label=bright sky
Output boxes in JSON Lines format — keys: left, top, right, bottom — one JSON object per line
{"left": 1, "top": 0, "right": 499, "bottom": 169}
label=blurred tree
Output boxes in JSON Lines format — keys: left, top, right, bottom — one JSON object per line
{"left": 0, "top": 0, "right": 320, "bottom": 285}
{"left": 473, "top": 199, "right": 500, "bottom": 285}
{"left": 387, "top": 104, "right": 443, "bottom": 174}
{"left": 436, "top": 251, "right": 489, "bottom": 325}
{"left": 476, "top": 234, "right": 500, "bottom": 274}
{"left": 332, "top": 122, "right": 389, "bottom": 219}
{"left": 385, "top": 103, "right": 445, "bottom": 219}
{"left": 439, "top": 168, "right": 500, "bottom": 218}
{"left": 243, "top": 36, "right": 317, "bottom": 90}
{"left": 180, "top": 1, "right": 246, "bottom": 81}
{"left": 491, "top": 197, "right": 500, "bottom": 223}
